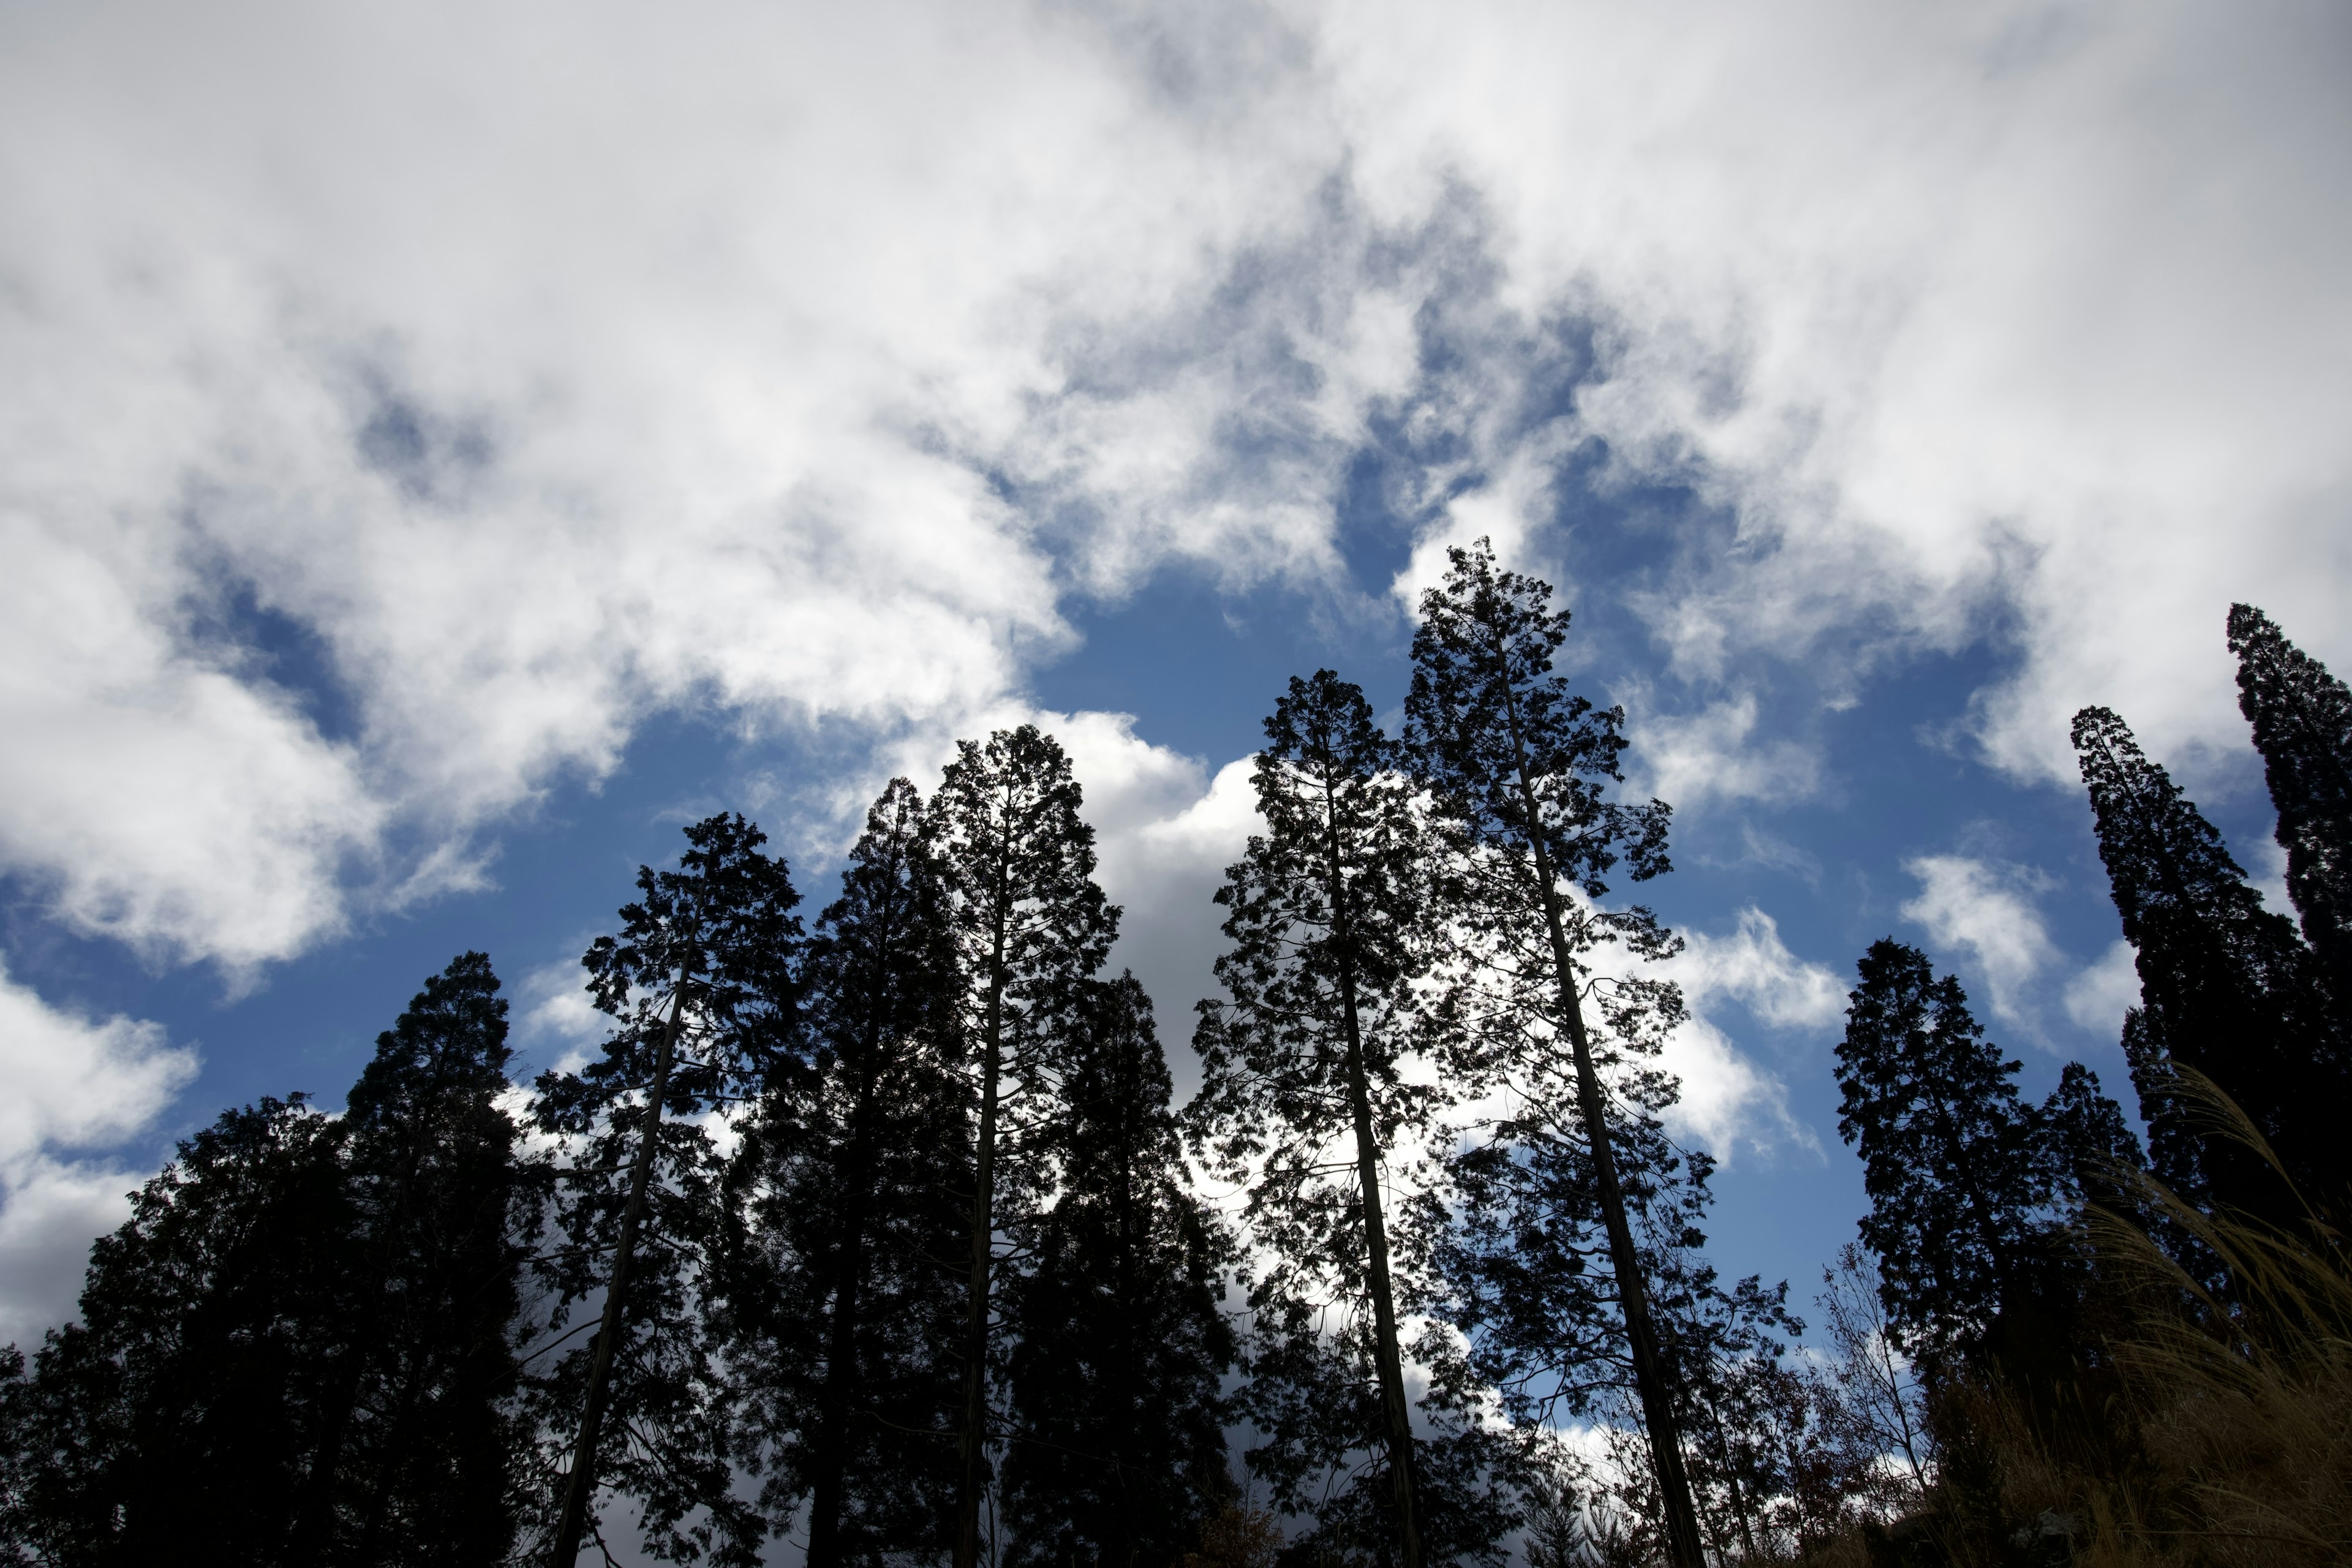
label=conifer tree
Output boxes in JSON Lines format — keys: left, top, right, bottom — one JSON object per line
{"left": 0, "top": 954, "right": 537, "bottom": 1568}
{"left": 1832, "top": 941, "right": 2136, "bottom": 1365}
{"left": 315, "top": 951, "right": 537, "bottom": 1566}
{"left": 533, "top": 813, "right": 802, "bottom": 1567}
{"left": 2070, "top": 706, "right": 2348, "bottom": 1222}
{"left": 0, "top": 1096, "right": 358, "bottom": 1568}
{"left": 929, "top": 726, "right": 1118, "bottom": 1568}
{"left": 1000, "top": 972, "right": 1236, "bottom": 1568}
{"left": 1400, "top": 540, "right": 1699, "bottom": 1568}
{"left": 726, "top": 779, "right": 967, "bottom": 1566}
{"left": 1189, "top": 671, "right": 1444, "bottom": 1568}
{"left": 2228, "top": 604, "right": 2352, "bottom": 1017}
{"left": 1833, "top": 942, "right": 2052, "bottom": 1363}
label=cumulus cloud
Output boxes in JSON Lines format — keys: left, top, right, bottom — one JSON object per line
{"left": 1631, "top": 694, "right": 1825, "bottom": 813}
{"left": 2063, "top": 939, "right": 2141, "bottom": 1039}
{"left": 1670, "top": 907, "right": 1849, "bottom": 1033}
{"left": 2, "top": 0, "right": 2348, "bottom": 1280}
{"left": 1333, "top": 1, "right": 2352, "bottom": 788}
{"left": 1900, "top": 854, "right": 2064, "bottom": 1038}
{"left": 0, "top": 960, "right": 197, "bottom": 1340}
{"left": 6, "top": 0, "right": 2348, "bottom": 987}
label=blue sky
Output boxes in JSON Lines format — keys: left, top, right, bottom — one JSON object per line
{"left": 0, "top": 0, "right": 2346, "bottom": 1359}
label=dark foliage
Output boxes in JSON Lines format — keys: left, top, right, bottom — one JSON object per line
{"left": 528, "top": 813, "right": 803, "bottom": 1567}
{"left": 1835, "top": 940, "right": 2139, "bottom": 1374}
{"left": 927, "top": 726, "right": 1120, "bottom": 1568}
{"left": 1189, "top": 671, "right": 1477, "bottom": 1567}
{"left": 0, "top": 1097, "right": 357, "bottom": 1568}
{"left": 318, "top": 951, "right": 539, "bottom": 1565}
{"left": 725, "top": 779, "right": 968, "bottom": 1567}
{"left": 0, "top": 954, "right": 533, "bottom": 1568}
{"left": 1401, "top": 537, "right": 1699, "bottom": 1568}
{"left": 2071, "top": 705, "right": 2349, "bottom": 1225}
{"left": 2230, "top": 603, "right": 2352, "bottom": 1034}
{"left": 1001, "top": 973, "right": 1237, "bottom": 1568}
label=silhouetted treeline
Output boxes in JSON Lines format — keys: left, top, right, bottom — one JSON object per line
{"left": 4, "top": 565, "right": 2347, "bottom": 1568}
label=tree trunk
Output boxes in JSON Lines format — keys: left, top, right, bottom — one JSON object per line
{"left": 808, "top": 876, "right": 907, "bottom": 1568}
{"left": 954, "top": 854, "right": 1012, "bottom": 1568}
{"left": 550, "top": 969, "right": 691, "bottom": 1566}
{"left": 1493, "top": 674, "right": 1706, "bottom": 1568}
{"left": 1319, "top": 759, "right": 1424, "bottom": 1568}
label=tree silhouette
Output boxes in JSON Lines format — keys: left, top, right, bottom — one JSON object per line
{"left": 1001, "top": 972, "right": 1237, "bottom": 1567}
{"left": 2071, "top": 706, "right": 2346, "bottom": 1224}
{"left": 2229, "top": 604, "right": 2352, "bottom": 1030}
{"left": 532, "top": 813, "right": 802, "bottom": 1567}
{"left": 726, "top": 779, "right": 966, "bottom": 1566}
{"left": 1400, "top": 540, "right": 1697, "bottom": 1568}
{"left": 929, "top": 726, "right": 1118, "bottom": 1568}
{"left": 1191, "top": 671, "right": 1448, "bottom": 1568}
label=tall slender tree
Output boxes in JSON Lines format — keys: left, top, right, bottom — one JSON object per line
{"left": 2071, "top": 706, "right": 2348, "bottom": 1222}
{"left": 532, "top": 813, "right": 802, "bottom": 1567}
{"left": 929, "top": 726, "right": 1118, "bottom": 1568}
{"left": 1833, "top": 942, "right": 2057, "bottom": 1364}
{"left": 1400, "top": 540, "right": 1700, "bottom": 1568}
{"left": 726, "top": 779, "right": 967, "bottom": 1566}
{"left": 2228, "top": 604, "right": 2352, "bottom": 1020}
{"left": 1833, "top": 941, "right": 2139, "bottom": 1366}
{"left": 1190, "top": 671, "right": 1443, "bottom": 1568}
{"left": 322, "top": 952, "right": 537, "bottom": 1566}
{"left": 1001, "top": 972, "right": 1237, "bottom": 1567}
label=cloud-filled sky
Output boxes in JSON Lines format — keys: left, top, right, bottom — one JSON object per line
{"left": 2, "top": 0, "right": 2346, "bottom": 1342}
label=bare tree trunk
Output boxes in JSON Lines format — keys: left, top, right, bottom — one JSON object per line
{"left": 1492, "top": 671, "right": 1706, "bottom": 1568}
{"left": 550, "top": 968, "right": 691, "bottom": 1566}
{"left": 1319, "top": 761, "right": 1423, "bottom": 1568}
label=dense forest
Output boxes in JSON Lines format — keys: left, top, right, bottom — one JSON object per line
{"left": 2, "top": 546, "right": 2345, "bottom": 1568}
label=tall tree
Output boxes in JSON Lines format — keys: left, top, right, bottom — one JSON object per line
{"left": 1400, "top": 540, "right": 1701, "bottom": 1568}
{"left": 0, "top": 955, "right": 539, "bottom": 1568}
{"left": 317, "top": 952, "right": 537, "bottom": 1566}
{"left": 726, "top": 779, "right": 967, "bottom": 1566}
{"left": 1000, "top": 972, "right": 1237, "bottom": 1568}
{"left": 1833, "top": 940, "right": 2136, "bottom": 1365}
{"left": 2071, "top": 706, "right": 2349, "bottom": 1222}
{"left": 2228, "top": 604, "right": 2352, "bottom": 1019}
{"left": 532, "top": 813, "right": 802, "bottom": 1567}
{"left": 1190, "top": 671, "right": 1447, "bottom": 1568}
{"left": 929, "top": 726, "right": 1119, "bottom": 1568}
{"left": 0, "top": 1096, "right": 359, "bottom": 1568}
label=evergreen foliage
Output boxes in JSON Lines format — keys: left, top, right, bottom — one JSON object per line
{"left": 0, "top": 952, "right": 532, "bottom": 1568}
{"left": 1400, "top": 538, "right": 1700, "bottom": 1568}
{"left": 0, "top": 1096, "right": 357, "bottom": 1567}
{"left": 529, "top": 812, "right": 803, "bottom": 1567}
{"left": 726, "top": 779, "right": 967, "bottom": 1567}
{"left": 1834, "top": 940, "right": 2138, "bottom": 1367}
{"left": 2228, "top": 603, "right": 2352, "bottom": 1023}
{"left": 1188, "top": 671, "right": 1457, "bottom": 1568}
{"left": 927, "top": 726, "right": 1120, "bottom": 1568}
{"left": 1000, "top": 972, "right": 1237, "bottom": 1568}
{"left": 314, "top": 951, "right": 538, "bottom": 1565}
{"left": 2070, "top": 705, "right": 2349, "bottom": 1223}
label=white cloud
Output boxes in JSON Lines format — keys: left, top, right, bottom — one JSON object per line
{"left": 2, "top": 0, "right": 2346, "bottom": 1033}
{"left": 1899, "top": 854, "right": 2061, "bottom": 1037}
{"left": 1050, "top": 716, "right": 1263, "bottom": 1078}
{"left": 1670, "top": 907, "right": 1848, "bottom": 1033}
{"left": 1328, "top": 0, "right": 2352, "bottom": 783}
{"left": 0, "top": 959, "right": 197, "bottom": 1341}
{"left": 1656, "top": 1012, "right": 1812, "bottom": 1164}
{"left": 2062, "top": 938, "right": 2140, "bottom": 1039}
{"left": 1631, "top": 694, "right": 1824, "bottom": 812}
